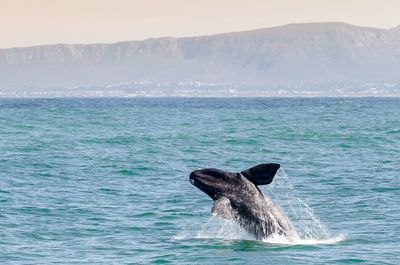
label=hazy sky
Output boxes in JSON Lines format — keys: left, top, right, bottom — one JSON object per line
{"left": 1, "top": 0, "right": 400, "bottom": 48}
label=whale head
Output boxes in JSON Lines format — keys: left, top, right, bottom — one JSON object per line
{"left": 190, "top": 168, "right": 239, "bottom": 200}
{"left": 190, "top": 163, "right": 280, "bottom": 200}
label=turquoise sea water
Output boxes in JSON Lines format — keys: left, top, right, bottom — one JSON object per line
{"left": 0, "top": 98, "right": 399, "bottom": 264}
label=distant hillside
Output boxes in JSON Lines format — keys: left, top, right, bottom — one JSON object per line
{"left": 391, "top": 25, "right": 400, "bottom": 32}
{"left": 1, "top": 22, "right": 400, "bottom": 97}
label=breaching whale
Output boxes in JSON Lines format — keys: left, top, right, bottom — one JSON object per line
{"left": 189, "top": 163, "right": 298, "bottom": 240}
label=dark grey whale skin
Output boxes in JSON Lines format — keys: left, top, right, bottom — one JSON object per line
{"left": 190, "top": 163, "right": 298, "bottom": 240}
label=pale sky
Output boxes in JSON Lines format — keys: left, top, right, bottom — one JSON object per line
{"left": 1, "top": 0, "right": 400, "bottom": 48}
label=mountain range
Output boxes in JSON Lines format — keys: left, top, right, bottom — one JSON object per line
{"left": 1, "top": 22, "right": 400, "bottom": 97}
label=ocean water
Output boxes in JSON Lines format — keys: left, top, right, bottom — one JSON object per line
{"left": 0, "top": 98, "right": 399, "bottom": 264}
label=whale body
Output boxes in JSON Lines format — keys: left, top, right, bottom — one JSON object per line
{"left": 190, "top": 163, "right": 298, "bottom": 240}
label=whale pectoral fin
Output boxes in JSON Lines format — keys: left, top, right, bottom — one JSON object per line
{"left": 211, "top": 197, "right": 234, "bottom": 220}
{"left": 241, "top": 163, "right": 280, "bottom": 185}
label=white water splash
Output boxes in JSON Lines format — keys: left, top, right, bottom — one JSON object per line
{"left": 262, "top": 168, "right": 346, "bottom": 245}
{"left": 266, "top": 168, "right": 330, "bottom": 240}
{"left": 173, "top": 217, "right": 252, "bottom": 241}
{"left": 262, "top": 234, "right": 346, "bottom": 245}
{"left": 174, "top": 216, "right": 346, "bottom": 245}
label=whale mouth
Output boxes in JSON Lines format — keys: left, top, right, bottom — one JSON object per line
{"left": 190, "top": 178, "right": 195, "bottom": 185}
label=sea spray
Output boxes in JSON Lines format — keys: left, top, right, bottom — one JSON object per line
{"left": 265, "top": 168, "right": 330, "bottom": 240}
